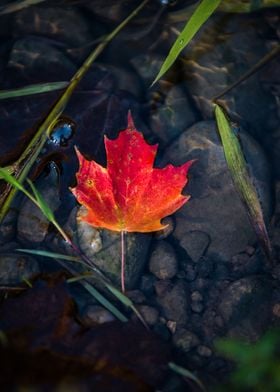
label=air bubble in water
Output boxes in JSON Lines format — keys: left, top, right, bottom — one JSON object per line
{"left": 49, "top": 118, "right": 75, "bottom": 147}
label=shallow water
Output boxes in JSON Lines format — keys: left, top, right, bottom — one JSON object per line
{"left": 0, "top": 1, "right": 280, "bottom": 390}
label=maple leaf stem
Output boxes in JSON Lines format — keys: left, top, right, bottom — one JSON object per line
{"left": 121, "top": 230, "right": 126, "bottom": 293}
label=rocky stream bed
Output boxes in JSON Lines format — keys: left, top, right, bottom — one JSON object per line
{"left": 0, "top": 1, "right": 280, "bottom": 391}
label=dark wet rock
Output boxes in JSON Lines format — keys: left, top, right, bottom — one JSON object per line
{"left": 218, "top": 276, "right": 273, "bottom": 341}
{"left": 80, "top": 304, "right": 115, "bottom": 326}
{"left": 0, "top": 277, "right": 172, "bottom": 390}
{"left": 245, "top": 246, "right": 256, "bottom": 256}
{"left": 183, "top": 263, "right": 197, "bottom": 281}
{"left": 130, "top": 54, "right": 165, "bottom": 88}
{"left": 153, "top": 322, "right": 171, "bottom": 341}
{"left": 0, "top": 254, "right": 40, "bottom": 286}
{"left": 272, "top": 263, "right": 280, "bottom": 281}
{"left": 76, "top": 207, "right": 151, "bottom": 290}
{"left": 230, "top": 251, "right": 265, "bottom": 278}
{"left": 172, "top": 328, "right": 200, "bottom": 353}
{"left": 160, "top": 374, "right": 187, "bottom": 392}
{"left": 85, "top": 2, "right": 135, "bottom": 23}
{"left": 191, "top": 302, "right": 204, "bottom": 313}
{"left": 191, "top": 291, "right": 203, "bottom": 302}
{"left": 200, "top": 308, "right": 222, "bottom": 341}
{"left": 166, "top": 320, "right": 177, "bottom": 334}
{"left": 180, "top": 231, "right": 210, "bottom": 263}
{"left": 149, "top": 241, "right": 178, "bottom": 280}
{"left": 197, "top": 345, "right": 212, "bottom": 358}
{"left": 268, "top": 126, "right": 280, "bottom": 179}
{"left": 148, "top": 83, "right": 197, "bottom": 144}
{"left": 136, "top": 305, "right": 159, "bottom": 326}
{"left": 191, "top": 290, "right": 205, "bottom": 314}
{"left": 181, "top": 15, "right": 279, "bottom": 137}
{"left": 211, "top": 263, "right": 230, "bottom": 280}
{"left": 105, "top": 64, "right": 142, "bottom": 97}
{"left": 197, "top": 257, "right": 214, "bottom": 278}
{"left": 126, "top": 290, "right": 146, "bottom": 304}
{"left": 76, "top": 214, "right": 103, "bottom": 256}
{"left": 14, "top": 6, "right": 93, "bottom": 47}
{"left": 0, "top": 210, "right": 17, "bottom": 245}
{"left": 7, "top": 38, "right": 76, "bottom": 83}
{"left": 165, "top": 121, "right": 272, "bottom": 261}
{"left": 154, "top": 280, "right": 172, "bottom": 297}
{"left": 190, "top": 278, "right": 210, "bottom": 292}
{"left": 17, "top": 169, "right": 60, "bottom": 244}
{"left": 272, "top": 303, "right": 280, "bottom": 319}
{"left": 155, "top": 280, "right": 189, "bottom": 325}
{"left": 140, "top": 273, "right": 157, "bottom": 295}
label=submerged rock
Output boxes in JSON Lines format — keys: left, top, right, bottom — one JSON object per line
{"left": 180, "top": 231, "right": 210, "bottom": 263}
{"left": 0, "top": 253, "right": 40, "bottom": 286}
{"left": 165, "top": 121, "right": 272, "bottom": 261}
{"left": 80, "top": 304, "right": 115, "bottom": 326}
{"left": 14, "top": 6, "right": 93, "bottom": 47}
{"left": 17, "top": 168, "right": 61, "bottom": 244}
{"left": 136, "top": 305, "right": 159, "bottom": 326}
{"left": 76, "top": 207, "right": 151, "bottom": 290}
{"left": 0, "top": 209, "right": 17, "bottom": 245}
{"left": 172, "top": 328, "right": 200, "bottom": 353}
{"left": 148, "top": 83, "right": 198, "bottom": 144}
{"left": 149, "top": 241, "right": 178, "bottom": 280}
{"left": 8, "top": 38, "right": 76, "bottom": 83}
{"left": 218, "top": 276, "right": 273, "bottom": 341}
{"left": 181, "top": 14, "right": 278, "bottom": 137}
{"left": 155, "top": 279, "right": 190, "bottom": 326}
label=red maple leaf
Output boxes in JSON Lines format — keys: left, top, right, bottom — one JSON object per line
{"left": 71, "top": 112, "right": 193, "bottom": 233}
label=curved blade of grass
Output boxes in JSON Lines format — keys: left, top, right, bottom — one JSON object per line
{"left": 168, "top": 362, "right": 206, "bottom": 392}
{"left": 67, "top": 273, "right": 94, "bottom": 283}
{"left": 52, "top": 258, "right": 129, "bottom": 322}
{"left": 0, "top": 167, "right": 34, "bottom": 201}
{"left": 214, "top": 104, "right": 272, "bottom": 263}
{"left": 16, "top": 248, "right": 81, "bottom": 263}
{"left": 0, "top": 81, "right": 68, "bottom": 100}
{"left": 105, "top": 283, "right": 149, "bottom": 329}
{"left": 81, "top": 282, "right": 128, "bottom": 322}
{"left": 26, "top": 179, "right": 55, "bottom": 222}
{"left": 0, "top": 0, "right": 47, "bottom": 15}
{"left": 16, "top": 248, "right": 145, "bottom": 325}
{"left": 151, "top": 0, "right": 222, "bottom": 86}
{"left": 0, "top": 0, "right": 150, "bottom": 222}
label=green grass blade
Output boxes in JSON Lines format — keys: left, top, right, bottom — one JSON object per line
{"left": 0, "top": 167, "right": 34, "bottom": 201}
{"left": 105, "top": 283, "right": 148, "bottom": 329}
{"left": 105, "top": 283, "right": 133, "bottom": 307}
{"left": 67, "top": 273, "right": 94, "bottom": 283}
{"left": 214, "top": 104, "right": 272, "bottom": 263}
{"left": 0, "top": 82, "right": 68, "bottom": 100}
{"left": 78, "top": 281, "right": 128, "bottom": 322}
{"left": 26, "top": 179, "right": 55, "bottom": 221}
{"left": 16, "top": 249, "right": 140, "bottom": 324}
{"left": 168, "top": 362, "right": 206, "bottom": 392}
{"left": 16, "top": 248, "right": 81, "bottom": 263}
{"left": 0, "top": 0, "right": 47, "bottom": 15}
{"left": 151, "top": 0, "right": 222, "bottom": 86}
{"left": 0, "top": 166, "right": 14, "bottom": 178}
{"left": 0, "top": 0, "right": 150, "bottom": 223}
